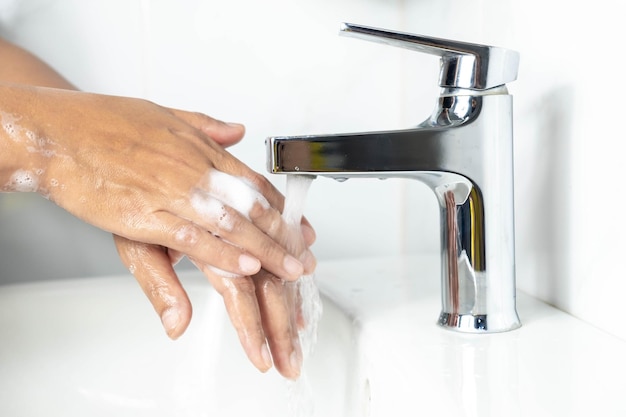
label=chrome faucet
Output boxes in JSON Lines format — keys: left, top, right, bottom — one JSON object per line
{"left": 266, "top": 23, "right": 521, "bottom": 333}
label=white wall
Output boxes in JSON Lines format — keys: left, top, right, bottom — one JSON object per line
{"left": 1, "top": 0, "right": 624, "bottom": 340}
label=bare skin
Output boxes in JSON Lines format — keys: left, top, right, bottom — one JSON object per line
{"left": 0, "top": 37, "right": 314, "bottom": 379}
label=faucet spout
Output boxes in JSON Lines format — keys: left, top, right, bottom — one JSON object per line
{"left": 268, "top": 91, "right": 495, "bottom": 178}
{"left": 266, "top": 23, "right": 521, "bottom": 333}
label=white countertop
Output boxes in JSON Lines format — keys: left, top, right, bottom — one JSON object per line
{"left": 315, "top": 255, "right": 626, "bottom": 417}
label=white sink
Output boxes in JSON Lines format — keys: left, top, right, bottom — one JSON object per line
{"left": 0, "top": 272, "right": 357, "bottom": 417}
{"left": 2, "top": 255, "right": 626, "bottom": 416}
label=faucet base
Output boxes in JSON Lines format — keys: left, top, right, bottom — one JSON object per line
{"left": 438, "top": 312, "right": 521, "bottom": 333}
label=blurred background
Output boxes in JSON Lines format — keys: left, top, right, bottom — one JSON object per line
{"left": 1, "top": 0, "right": 624, "bottom": 340}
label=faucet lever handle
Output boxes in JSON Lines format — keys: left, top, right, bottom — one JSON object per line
{"left": 339, "top": 22, "right": 519, "bottom": 90}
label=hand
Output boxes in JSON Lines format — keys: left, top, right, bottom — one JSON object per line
{"left": 112, "top": 118, "right": 316, "bottom": 379}
{"left": 1, "top": 84, "right": 316, "bottom": 378}
{"left": 0, "top": 40, "right": 317, "bottom": 379}
{"left": 114, "top": 224, "right": 316, "bottom": 380}
{"left": 2, "top": 85, "right": 308, "bottom": 280}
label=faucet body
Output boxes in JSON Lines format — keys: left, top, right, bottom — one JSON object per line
{"left": 267, "top": 24, "right": 521, "bottom": 333}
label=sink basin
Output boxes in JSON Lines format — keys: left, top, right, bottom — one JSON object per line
{"left": 2, "top": 255, "right": 626, "bottom": 416}
{"left": 0, "top": 272, "right": 357, "bottom": 416}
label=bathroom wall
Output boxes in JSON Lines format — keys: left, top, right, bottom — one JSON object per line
{"left": 1, "top": 1, "right": 624, "bottom": 340}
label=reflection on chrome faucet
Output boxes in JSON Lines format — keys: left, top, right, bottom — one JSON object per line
{"left": 266, "top": 23, "right": 521, "bottom": 333}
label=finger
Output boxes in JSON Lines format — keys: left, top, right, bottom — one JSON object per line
{"left": 254, "top": 269, "right": 302, "bottom": 380}
{"left": 182, "top": 188, "right": 305, "bottom": 281}
{"left": 167, "top": 248, "right": 185, "bottom": 266}
{"left": 131, "top": 211, "right": 264, "bottom": 278}
{"left": 301, "top": 222, "right": 316, "bottom": 247}
{"left": 181, "top": 116, "right": 319, "bottom": 249}
{"left": 215, "top": 170, "right": 317, "bottom": 249}
{"left": 169, "top": 108, "right": 245, "bottom": 148}
{"left": 191, "top": 259, "right": 273, "bottom": 373}
{"left": 295, "top": 284, "right": 305, "bottom": 330}
{"left": 114, "top": 235, "right": 192, "bottom": 340}
{"left": 245, "top": 201, "right": 317, "bottom": 276}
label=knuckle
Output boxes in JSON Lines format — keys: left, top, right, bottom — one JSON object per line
{"left": 232, "top": 277, "right": 257, "bottom": 295}
{"left": 245, "top": 173, "right": 268, "bottom": 192}
{"left": 265, "top": 210, "right": 284, "bottom": 238}
{"left": 247, "top": 199, "right": 263, "bottom": 219}
{"left": 247, "top": 199, "right": 271, "bottom": 221}
{"left": 146, "top": 279, "right": 178, "bottom": 309}
{"left": 220, "top": 275, "right": 257, "bottom": 298}
{"left": 255, "top": 235, "right": 282, "bottom": 261}
{"left": 259, "top": 274, "right": 285, "bottom": 296}
{"left": 173, "top": 223, "right": 202, "bottom": 248}
{"left": 146, "top": 277, "right": 169, "bottom": 301}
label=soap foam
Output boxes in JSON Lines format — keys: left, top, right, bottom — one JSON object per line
{"left": 3, "top": 169, "right": 40, "bottom": 192}
{"left": 2, "top": 122, "right": 15, "bottom": 136}
{"left": 1, "top": 111, "right": 61, "bottom": 158}
{"left": 204, "top": 169, "right": 270, "bottom": 219}
{"left": 190, "top": 170, "right": 272, "bottom": 232}
{"left": 190, "top": 192, "right": 234, "bottom": 232}
{"left": 0, "top": 111, "right": 20, "bottom": 140}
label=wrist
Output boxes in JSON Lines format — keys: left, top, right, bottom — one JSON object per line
{"left": 1, "top": 83, "right": 50, "bottom": 194}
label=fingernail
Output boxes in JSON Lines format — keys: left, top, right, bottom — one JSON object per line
{"left": 261, "top": 343, "right": 273, "bottom": 370}
{"left": 161, "top": 307, "right": 181, "bottom": 339}
{"left": 239, "top": 254, "right": 261, "bottom": 275}
{"left": 283, "top": 255, "right": 304, "bottom": 280}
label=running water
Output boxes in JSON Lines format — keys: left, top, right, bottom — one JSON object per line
{"left": 282, "top": 175, "right": 323, "bottom": 416}
{"left": 173, "top": 174, "right": 322, "bottom": 416}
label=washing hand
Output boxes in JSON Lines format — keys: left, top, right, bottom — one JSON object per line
{"left": 106, "top": 104, "right": 317, "bottom": 379}
{"left": 0, "top": 83, "right": 316, "bottom": 379}
{"left": 1, "top": 44, "right": 316, "bottom": 378}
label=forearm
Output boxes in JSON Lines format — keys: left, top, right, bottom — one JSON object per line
{"left": 0, "top": 37, "right": 75, "bottom": 89}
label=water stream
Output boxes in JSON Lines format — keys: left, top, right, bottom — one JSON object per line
{"left": 282, "top": 175, "right": 323, "bottom": 417}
